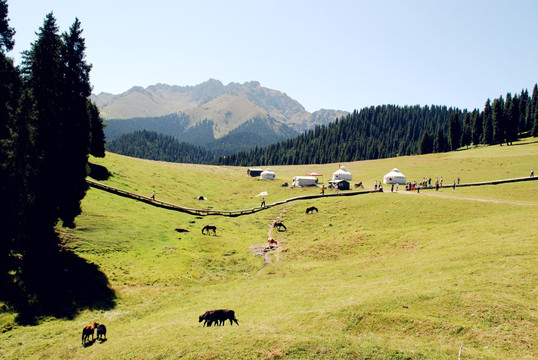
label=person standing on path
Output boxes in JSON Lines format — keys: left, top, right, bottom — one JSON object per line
{"left": 261, "top": 197, "right": 266, "bottom": 208}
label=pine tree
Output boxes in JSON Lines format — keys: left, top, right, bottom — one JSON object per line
{"left": 461, "top": 112, "right": 472, "bottom": 148}
{"left": 88, "top": 100, "right": 106, "bottom": 157}
{"left": 492, "top": 97, "right": 505, "bottom": 145}
{"left": 482, "top": 99, "right": 494, "bottom": 144}
{"left": 448, "top": 113, "right": 462, "bottom": 150}
{"left": 470, "top": 109, "right": 482, "bottom": 146}
{"left": 505, "top": 94, "right": 519, "bottom": 145}
{"left": 418, "top": 130, "right": 433, "bottom": 154}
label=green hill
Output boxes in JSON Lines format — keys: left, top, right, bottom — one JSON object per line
{"left": 1, "top": 140, "right": 537, "bottom": 359}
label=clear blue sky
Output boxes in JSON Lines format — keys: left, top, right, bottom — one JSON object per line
{"left": 6, "top": 0, "right": 538, "bottom": 113}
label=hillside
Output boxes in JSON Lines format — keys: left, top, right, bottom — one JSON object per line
{"left": 1, "top": 140, "right": 537, "bottom": 359}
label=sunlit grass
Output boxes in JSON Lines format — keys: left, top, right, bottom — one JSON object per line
{"left": 0, "top": 138, "right": 536, "bottom": 359}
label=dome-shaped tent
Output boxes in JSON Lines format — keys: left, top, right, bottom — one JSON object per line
{"left": 332, "top": 167, "right": 352, "bottom": 181}
{"left": 260, "top": 169, "right": 276, "bottom": 180}
{"left": 383, "top": 168, "right": 406, "bottom": 185}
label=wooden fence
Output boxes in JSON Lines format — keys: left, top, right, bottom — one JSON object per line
{"left": 86, "top": 179, "right": 381, "bottom": 217}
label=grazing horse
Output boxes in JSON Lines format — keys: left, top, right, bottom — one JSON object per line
{"left": 274, "top": 221, "right": 287, "bottom": 231}
{"left": 306, "top": 206, "right": 318, "bottom": 214}
{"left": 82, "top": 322, "right": 98, "bottom": 345}
{"left": 268, "top": 238, "right": 278, "bottom": 246}
{"left": 199, "top": 309, "right": 239, "bottom": 327}
{"left": 96, "top": 324, "right": 107, "bottom": 340}
{"left": 202, "top": 225, "right": 217, "bottom": 235}
{"left": 354, "top": 182, "right": 364, "bottom": 188}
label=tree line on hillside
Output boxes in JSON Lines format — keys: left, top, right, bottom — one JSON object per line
{"left": 107, "top": 130, "right": 216, "bottom": 163}
{"left": 217, "top": 86, "right": 538, "bottom": 166}
{"left": 0, "top": 2, "right": 110, "bottom": 321}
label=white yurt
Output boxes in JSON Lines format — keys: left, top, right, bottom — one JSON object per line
{"left": 292, "top": 176, "right": 318, "bottom": 187}
{"left": 260, "top": 169, "right": 276, "bottom": 180}
{"left": 383, "top": 168, "right": 406, "bottom": 185}
{"left": 332, "top": 166, "right": 352, "bottom": 181}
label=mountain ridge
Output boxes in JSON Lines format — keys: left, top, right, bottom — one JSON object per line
{"left": 91, "top": 79, "right": 348, "bottom": 133}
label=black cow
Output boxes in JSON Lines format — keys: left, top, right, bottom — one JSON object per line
{"left": 199, "top": 309, "right": 239, "bottom": 326}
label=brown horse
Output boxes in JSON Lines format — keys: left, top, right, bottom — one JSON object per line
{"left": 202, "top": 225, "right": 217, "bottom": 235}
{"left": 82, "top": 322, "right": 98, "bottom": 345}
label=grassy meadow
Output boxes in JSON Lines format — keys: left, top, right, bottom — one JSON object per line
{"left": 1, "top": 139, "right": 537, "bottom": 359}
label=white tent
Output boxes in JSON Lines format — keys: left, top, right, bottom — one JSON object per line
{"left": 292, "top": 176, "right": 318, "bottom": 187}
{"left": 260, "top": 169, "right": 276, "bottom": 180}
{"left": 332, "top": 167, "right": 352, "bottom": 181}
{"left": 383, "top": 168, "right": 406, "bottom": 185}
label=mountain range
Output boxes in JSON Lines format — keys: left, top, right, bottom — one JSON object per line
{"left": 91, "top": 80, "right": 348, "bottom": 153}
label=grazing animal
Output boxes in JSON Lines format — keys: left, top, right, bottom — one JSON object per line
{"left": 274, "top": 221, "right": 287, "bottom": 231}
{"left": 96, "top": 323, "right": 107, "bottom": 340}
{"left": 199, "top": 309, "right": 239, "bottom": 327}
{"left": 202, "top": 225, "right": 217, "bottom": 235}
{"left": 354, "top": 182, "right": 364, "bottom": 188}
{"left": 268, "top": 238, "right": 278, "bottom": 246}
{"left": 306, "top": 206, "right": 318, "bottom": 214}
{"left": 82, "top": 322, "right": 98, "bottom": 345}
{"left": 175, "top": 228, "right": 189, "bottom": 233}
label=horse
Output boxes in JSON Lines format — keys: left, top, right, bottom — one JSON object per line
{"left": 82, "top": 322, "right": 98, "bottom": 345}
{"left": 354, "top": 182, "right": 364, "bottom": 188}
{"left": 274, "top": 221, "right": 287, "bottom": 231}
{"left": 96, "top": 324, "right": 107, "bottom": 340}
{"left": 268, "top": 238, "right": 278, "bottom": 246}
{"left": 306, "top": 206, "right": 318, "bottom": 214}
{"left": 202, "top": 225, "right": 217, "bottom": 235}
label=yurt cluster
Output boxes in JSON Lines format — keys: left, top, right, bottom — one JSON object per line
{"left": 247, "top": 166, "right": 410, "bottom": 191}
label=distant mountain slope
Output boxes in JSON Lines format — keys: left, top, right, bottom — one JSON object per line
{"left": 92, "top": 80, "right": 348, "bottom": 133}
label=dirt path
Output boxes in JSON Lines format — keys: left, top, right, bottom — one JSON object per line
{"left": 396, "top": 190, "right": 538, "bottom": 206}
{"left": 250, "top": 206, "right": 290, "bottom": 274}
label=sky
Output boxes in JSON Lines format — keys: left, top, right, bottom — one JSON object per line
{"left": 6, "top": 0, "right": 538, "bottom": 113}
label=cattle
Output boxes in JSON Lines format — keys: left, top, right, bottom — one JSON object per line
{"left": 199, "top": 309, "right": 239, "bottom": 327}
{"left": 306, "top": 206, "right": 318, "bottom": 214}
{"left": 82, "top": 322, "right": 98, "bottom": 345}
{"left": 202, "top": 225, "right": 217, "bottom": 235}
{"left": 96, "top": 323, "right": 107, "bottom": 340}
{"left": 274, "top": 221, "right": 287, "bottom": 231}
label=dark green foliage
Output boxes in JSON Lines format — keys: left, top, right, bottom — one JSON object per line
{"left": 0, "top": 0, "right": 14, "bottom": 52}
{"left": 0, "top": 7, "right": 110, "bottom": 321}
{"left": 461, "top": 112, "right": 472, "bottom": 148}
{"left": 448, "top": 113, "right": 462, "bottom": 150}
{"left": 88, "top": 100, "right": 106, "bottom": 157}
{"left": 418, "top": 130, "right": 433, "bottom": 154}
{"left": 107, "top": 130, "right": 216, "bottom": 163}
{"left": 482, "top": 99, "right": 494, "bottom": 144}
{"left": 217, "top": 105, "right": 456, "bottom": 166}
{"left": 434, "top": 127, "right": 449, "bottom": 153}
{"left": 492, "top": 97, "right": 505, "bottom": 145}
{"left": 471, "top": 109, "right": 482, "bottom": 146}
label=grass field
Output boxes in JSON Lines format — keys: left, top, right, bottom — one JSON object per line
{"left": 1, "top": 139, "right": 537, "bottom": 359}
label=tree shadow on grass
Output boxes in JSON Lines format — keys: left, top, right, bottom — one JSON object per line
{"left": 4, "top": 245, "right": 116, "bottom": 325}
{"left": 88, "top": 162, "right": 111, "bottom": 181}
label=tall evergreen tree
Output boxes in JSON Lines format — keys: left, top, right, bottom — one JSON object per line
{"left": 491, "top": 97, "right": 505, "bottom": 145}
{"left": 57, "top": 18, "right": 92, "bottom": 227}
{"left": 448, "top": 113, "right": 462, "bottom": 150}
{"left": 461, "top": 112, "right": 472, "bottom": 148}
{"left": 530, "top": 84, "right": 538, "bottom": 136}
{"left": 505, "top": 94, "right": 519, "bottom": 145}
{"left": 519, "top": 89, "right": 529, "bottom": 132}
{"left": 470, "top": 109, "right": 482, "bottom": 146}
{"left": 481, "top": 99, "right": 493, "bottom": 144}
{"left": 418, "top": 130, "right": 433, "bottom": 154}
{"left": 433, "top": 127, "right": 448, "bottom": 153}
